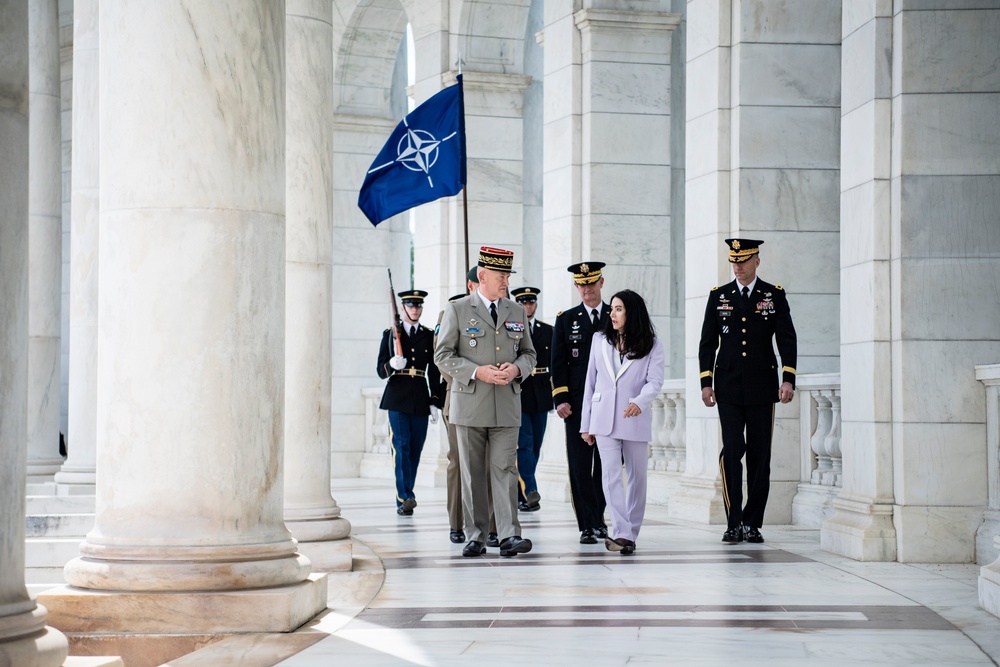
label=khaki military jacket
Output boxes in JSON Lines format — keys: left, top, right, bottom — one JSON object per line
{"left": 434, "top": 293, "right": 537, "bottom": 428}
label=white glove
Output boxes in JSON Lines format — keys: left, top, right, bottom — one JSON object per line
{"left": 389, "top": 355, "right": 407, "bottom": 370}
{"left": 429, "top": 406, "right": 440, "bottom": 424}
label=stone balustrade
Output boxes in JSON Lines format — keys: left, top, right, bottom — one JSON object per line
{"left": 976, "top": 363, "right": 1000, "bottom": 619}
{"left": 791, "top": 374, "right": 842, "bottom": 527}
{"left": 649, "top": 379, "right": 686, "bottom": 473}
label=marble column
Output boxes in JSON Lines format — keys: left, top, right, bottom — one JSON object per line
{"left": 679, "top": 0, "right": 841, "bottom": 524}
{"left": 826, "top": 2, "right": 1000, "bottom": 563}
{"left": 284, "top": 0, "right": 352, "bottom": 571}
{"left": 27, "top": 0, "right": 64, "bottom": 481}
{"left": 55, "top": 0, "right": 98, "bottom": 492}
{"left": 44, "top": 0, "right": 326, "bottom": 639}
{"left": 0, "top": 2, "right": 70, "bottom": 663}
{"left": 978, "top": 364, "right": 1000, "bottom": 618}
{"left": 820, "top": 0, "right": 896, "bottom": 561}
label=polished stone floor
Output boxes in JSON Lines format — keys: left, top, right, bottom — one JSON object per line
{"left": 182, "top": 476, "right": 1000, "bottom": 666}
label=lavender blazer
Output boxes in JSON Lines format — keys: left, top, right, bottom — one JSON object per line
{"left": 580, "top": 334, "right": 665, "bottom": 442}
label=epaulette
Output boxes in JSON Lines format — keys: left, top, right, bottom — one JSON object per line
{"left": 711, "top": 286, "right": 719, "bottom": 292}
{"left": 556, "top": 310, "right": 564, "bottom": 316}
{"left": 384, "top": 327, "right": 391, "bottom": 332}
{"left": 775, "top": 285, "right": 784, "bottom": 291}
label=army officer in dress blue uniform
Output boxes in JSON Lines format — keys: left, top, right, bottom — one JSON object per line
{"left": 510, "top": 286, "right": 553, "bottom": 512}
{"left": 377, "top": 289, "right": 446, "bottom": 516}
{"left": 551, "top": 262, "right": 610, "bottom": 544}
{"left": 698, "top": 239, "right": 797, "bottom": 544}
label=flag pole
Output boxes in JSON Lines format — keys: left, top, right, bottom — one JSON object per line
{"left": 462, "top": 185, "right": 470, "bottom": 279}
{"left": 457, "top": 57, "right": 470, "bottom": 283}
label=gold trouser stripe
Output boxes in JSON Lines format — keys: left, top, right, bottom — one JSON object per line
{"left": 719, "top": 452, "right": 731, "bottom": 516}
{"left": 700, "top": 370, "right": 712, "bottom": 379}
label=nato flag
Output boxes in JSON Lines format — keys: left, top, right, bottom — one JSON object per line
{"left": 358, "top": 76, "right": 466, "bottom": 226}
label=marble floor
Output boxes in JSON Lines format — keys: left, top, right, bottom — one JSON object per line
{"left": 177, "top": 477, "right": 1000, "bottom": 667}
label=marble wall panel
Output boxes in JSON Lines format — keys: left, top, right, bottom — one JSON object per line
{"left": 586, "top": 113, "right": 670, "bottom": 166}
{"left": 612, "top": 264, "right": 672, "bottom": 313}
{"left": 789, "top": 293, "right": 840, "bottom": 371}
{"left": 686, "top": 49, "right": 731, "bottom": 121}
{"left": 746, "top": 229, "right": 839, "bottom": 294}
{"left": 738, "top": 44, "right": 841, "bottom": 107}
{"left": 737, "top": 168, "right": 840, "bottom": 232}
{"left": 899, "top": 175, "right": 1000, "bottom": 258}
{"left": 840, "top": 180, "right": 891, "bottom": 267}
{"left": 588, "top": 214, "right": 671, "bottom": 265}
{"left": 539, "top": 15, "right": 580, "bottom": 76}
{"left": 586, "top": 163, "right": 670, "bottom": 216}
{"left": 542, "top": 63, "right": 578, "bottom": 120}
{"left": 543, "top": 165, "right": 579, "bottom": 221}
{"left": 331, "top": 303, "right": 388, "bottom": 342}
{"left": 686, "top": 0, "right": 731, "bottom": 60}
{"left": 581, "top": 28, "right": 673, "bottom": 67}
{"left": 465, "top": 116, "right": 524, "bottom": 160}
{"left": 840, "top": 262, "right": 891, "bottom": 344}
{"left": 840, "top": 342, "right": 893, "bottom": 424}
{"left": 331, "top": 227, "right": 390, "bottom": 268}
{"left": 842, "top": 0, "right": 893, "bottom": 37}
{"left": 331, "top": 339, "right": 380, "bottom": 381}
{"left": 895, "top": 422, "right": 988, "bottom": 506}
{"left": 686, "top": 110, "right": 731, "bottom": 178}
{"left": 898, "top": 94, "right": 1000, "bottom": 176}
{"left": 466, "top": 158, "right": 523, "bottom": 203}
{"left": 543, "top": 114, "right": 581, "bottom": 173}
{"left": 463, "top": 202, "right": 524, "bottom": 247}
{"left": 898, "top": 9, "right": 1000, "bottom": 93}
{"left": 684, "top": 233, "right": 731, "bottom": 300}
{"left": 894, "top": 504, "right": 984, "bottom": 563}
{"left": 839, "top": 419, "right": 894, "bottom": 494}
{"left": 841, "top": 101, "right": 891, "bottom": 191}
{"left": 736, "top": 106, "right": 840, "bottom": 169}
{"left": 330, "top": 264, "right": 396, "bottom": 304}
{"left": 896, "top": 259, "right": 1000, "bottom": 340}
{"left": 895, "top": 340, "right": 999, "bottom": 424}
{"left": 685, "top": 172, "right": 730, "bottom": 238}
{"left": 841, "top": 18, "right": 892, "bottom": 114}
{"left": 585, "top": 62, "right": 670, "bottom": 115}
{"left": 736, "top": 0, "right": 842, "bottom": 44}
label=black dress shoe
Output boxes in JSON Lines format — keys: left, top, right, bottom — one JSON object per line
{"left": 462, "top": 540, "right": 486, "bottom": 557}
{"left": 486, "top": 532, "right": 500, "bottom": 548}
{"left": 396, "top": 506, "right": 413, "bottom": 516}
{"left": 595, "top": 526, "right": 608, "bottom": 539}
{"left": 621, "top": 539, "right": 636, "bottom": 555}
{"left": 722, "top": 527, "right": 744, "bottom": 543}
{"left": 518, "top": 500, "right": 531, "bottom": 512}
{"left": 401, "top": 498, "right": 417, "bottom": 512}
{"left": 526, "top": 490, "right": 541, "bottom": 505}
{"left": 449, "top": 529, "right": 466, "bottom": 544}
{"left": 580, "top": 528, "right": 598, "bottom": 544}
{"left": 499, "top": 536, "right": 532, "bottom": 557}
{"left": 744, "top": 525, "right": 764, "bottom": 543}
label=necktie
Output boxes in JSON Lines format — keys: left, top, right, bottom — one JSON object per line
{"left": 741, "top": 286, "right": 749, "bottom": 302}
{"left": 591, "top": 308, "right": 599, "bottom": 328}
{"left": 490, "top": 302, "right": 498, "bottom": 325}
{"left": 409, "top": 326, "right": 415, "bottom": 337}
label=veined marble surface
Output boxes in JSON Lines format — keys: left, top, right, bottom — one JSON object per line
{"left": 173, "top": 477, "right": 1000, "bottom": 666}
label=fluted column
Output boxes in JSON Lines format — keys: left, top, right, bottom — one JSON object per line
{"left": 284, "top": 0, "right": 352, "bottom": 571}
{"left": 43, "top": 2, "right": 327, "bottom": 641}
{"left": 0, "top": 2, "right": 69, "bottom": 663}
{"left": 27, "top": 0, "right": 64, "bottom": 480}
{"left": 55, "top": 0, "right": 98, "bottom": 491}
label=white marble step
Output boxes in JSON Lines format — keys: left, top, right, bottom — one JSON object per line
{"left": 26, "top": 536, "right": 83, "bottom": 567}
{"left": 26, "top": 494, "right": 96, "bottom": 514}
{"left": 25, "top": 513, "right": 95, "bottom": 538}
{"left": 64, "top": 657, "right": 124, "bottom": 667}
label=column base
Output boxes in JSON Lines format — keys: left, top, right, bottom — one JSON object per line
{"left": 295, "top": 538, "right": 353, "bottom": 572}
{"left": 981, "top": 537, "right": 1000, "bottom": 620}
{"left": 820, "top": 494, "right": 897, "bottom": 561}
{"left": 976, "top": 509, "right": 1000, "bottom": 566}
{"left": 791, "top": 482, "right": 839, "bottom": 528}
{"left": 0, "top": 607, "right": 68, "bottom": 667}
{"left": 38, "top": 573, "right": 328, "bottom": 634}
{"left": 666, "top": 475, "right": 726, "bottom": 524}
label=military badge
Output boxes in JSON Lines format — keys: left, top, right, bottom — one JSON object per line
{"left": 505, "top": 321, "right": 525, "bottom": 333}
{"left": 469, "top": 339, "right": 477, "bottom": 348}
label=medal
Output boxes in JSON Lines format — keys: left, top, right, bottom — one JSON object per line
{"left": 469, "top": 339, "right": 477, "bottom": 348}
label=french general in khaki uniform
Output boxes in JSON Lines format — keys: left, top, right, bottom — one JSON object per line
{"left": 434, "top": 247, "right": 537, "bottom": 558}
{"left": 698, "top": 238, "right": 797, "bottom": 545}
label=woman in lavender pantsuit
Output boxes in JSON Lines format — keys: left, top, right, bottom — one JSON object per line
{"left": 580, "top": 290, "right": 664, "bottom": 555}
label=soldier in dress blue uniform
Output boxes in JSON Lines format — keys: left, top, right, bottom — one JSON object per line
{"left": 510, "top": 286, "right": 553, "bottom": 512}
{"left": 698, "top": 239, "right": 797, "bottom": 544}
{"left": 377, "top": 289, "right": 446, "bottom": 515}
{"left": 551, "top": 262, "right": 610, "bottom": 544}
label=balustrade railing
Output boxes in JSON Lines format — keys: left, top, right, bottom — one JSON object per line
{"left": 650, "top": 379, "right": 686, "bottom": 473}
{"left": 790, "top": 373, "right": 841, "bottom": 527}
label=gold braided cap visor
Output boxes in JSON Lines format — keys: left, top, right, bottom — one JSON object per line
{"left": 728, "top": 247, "right": 759, "bottom": 263}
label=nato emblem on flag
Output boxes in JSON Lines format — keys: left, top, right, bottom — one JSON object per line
{"left": 358, "top": 76, "right": 466, "bottom": 226}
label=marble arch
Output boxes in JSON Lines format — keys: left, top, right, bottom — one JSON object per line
{"left": 458, "top": 0, "right": 534, "bottom": 73}
{"left": 333, "top": 0, "right": 408, "bottom": 117}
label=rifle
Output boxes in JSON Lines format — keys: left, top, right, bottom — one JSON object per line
{"left": 387, "top": 269, "right": 404, "bottom": 358}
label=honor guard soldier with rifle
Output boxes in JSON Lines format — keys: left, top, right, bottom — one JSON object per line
{"left": 699, "top": 238, "right": 797, "bottom": 544}
{"left": 377, "top": 278, "right": 446, "bottom": 516}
